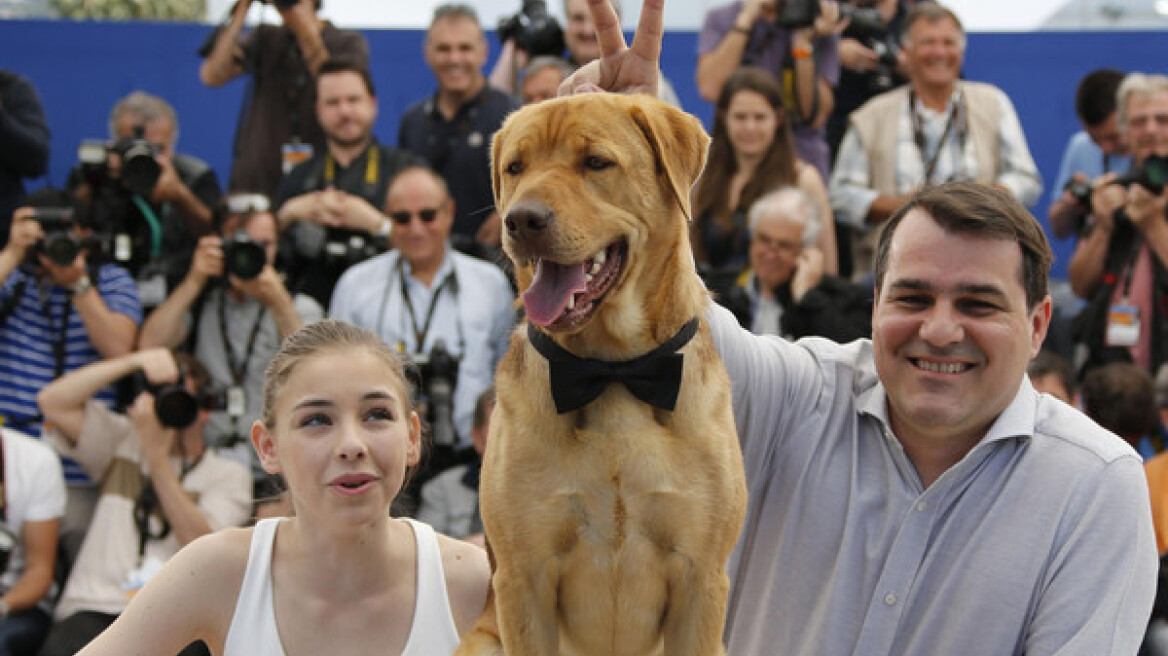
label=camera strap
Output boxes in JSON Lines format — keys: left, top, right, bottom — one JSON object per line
{"left": 910, "top": 89, "right": 964, "bottom": 184}
{"left": 218, "top": 291, "right": 267, "bottom": 438}
{"left": 134, "top": 450, "right": 203, "bottom": 558}
{"left": 399, "top": 262, "right": 455, "bottom": 352}
{"left": 323, "top": 148, "right": 379, "bottom": 189}
{"left": 41, "top": 292, "right": 72, "bottom": 381}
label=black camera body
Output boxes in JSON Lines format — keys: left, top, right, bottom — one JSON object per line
{"left": 498, "top": 0, "right": 565, "bottom": 58}
{"left": 222, "top": 232, "right": 267, "bottom": 280}
{"left": 1116, "top": 155, "right": 1168, "bottom": 195}
{"left": 79, "top": 128, "right": 162, "bottom": 200}
{"left": 407, "top": 340, "right": 460, "bottom": 447}
{"left": 30, "top": 207, "right": 85, "bottom": 267}
{"left": 130, "top": 371, "right": 226, "bottom": 430}
{"left": 776, "top": 0, "right": 820, "bottom": 29}
{"left": 1065, "top": 178, "right": 1093, "bottom": 208}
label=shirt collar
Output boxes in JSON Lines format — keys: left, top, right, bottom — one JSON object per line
{"left": 401, "top": 246, "right": 455, "bottom": 287}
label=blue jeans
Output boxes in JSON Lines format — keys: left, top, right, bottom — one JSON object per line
{"left": 0, "top": 607, "right": 51, "bottom": 656}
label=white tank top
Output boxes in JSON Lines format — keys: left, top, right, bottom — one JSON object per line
{"left": 222, "top": 517, "right": 462, "bottom": 656}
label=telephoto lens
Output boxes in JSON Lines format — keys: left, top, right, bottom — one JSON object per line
{"left": 223, "top": 233, "right": 267, "bottom": 280}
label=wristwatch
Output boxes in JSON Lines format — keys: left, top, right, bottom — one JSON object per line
{"left": 67, "top": 275, "right": 93, "bottom": 296}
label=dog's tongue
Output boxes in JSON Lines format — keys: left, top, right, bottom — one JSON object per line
{"left": 523, "top": 259, "right": 589, "bottom": 327}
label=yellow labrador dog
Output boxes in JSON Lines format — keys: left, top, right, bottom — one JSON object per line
{"left": 454, "top": 93, "right": 747, "bottom": 656}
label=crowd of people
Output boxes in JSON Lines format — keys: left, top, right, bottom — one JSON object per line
{"left": 0, "top": 0, "right": 1164, "bottom": 654}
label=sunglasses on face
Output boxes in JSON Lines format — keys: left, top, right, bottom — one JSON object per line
{"left": 390, "top": 208, "right": 440, "bottom": 225}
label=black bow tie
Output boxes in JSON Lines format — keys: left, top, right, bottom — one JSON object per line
{"left": 527, "top": 318, "right": 699, "bottom": 414}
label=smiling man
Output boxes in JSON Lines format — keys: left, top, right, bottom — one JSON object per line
{"left": 829, "top": 2, "right": 1042, "bottom": 281}
{"left": 399, "top": 4, "right": 520, "bottom": 252}
{"left": 709, "top": 182, "right": 1156, "bottom": 656}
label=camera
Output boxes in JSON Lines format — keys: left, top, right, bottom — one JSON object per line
{"left": 222, "top": 232, "right": 267, "bottom": 280}
{"left": 130, "top": 370, "right": 226, "bottom": 430}
{"left": 839, "top": 4, "right": 886, "bottom": 34}
{"left": 1064, "top": 179, "right": 1093, "bottom": 208}
{"left": 79, "top": 127, "right": 162, "bottom": 200}
{"left": 776, "top": 0, "right": 820, "bottom": 29}
{"left": 30, "top": 207, "right": 85, "bottom": 267}
{"left": 407, "top": 340, "right": 460, "bottom": 448}
{"left": 1116, "top": 155, "right": 1168, "bottom": 195}
{"left": 498, "top": 0, "right": 565, "bottom": 58}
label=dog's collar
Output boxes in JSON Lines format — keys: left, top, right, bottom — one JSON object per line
{"left": 526, "top": 317, "right": 699, "bottom": 414}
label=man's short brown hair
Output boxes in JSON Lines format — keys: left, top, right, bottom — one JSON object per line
{"left": 873, "top": 182, "right": 1053, "bottom": 310}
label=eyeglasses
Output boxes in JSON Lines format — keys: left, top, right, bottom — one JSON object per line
{"left": 390, "top": 208, "right": 440, "bottom": 225}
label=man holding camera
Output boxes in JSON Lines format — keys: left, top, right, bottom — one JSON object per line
{"left": 276, "top": 58, "right": 421, "bottom": 308}
{"left": 1070, "top": 73, "right": 1168, "bottom": 379}
{"left": 1048, "top": 68, "right": 1132, "bottom": 241}
{"left": 698, "top": 0, "right": 845, "bottom": 181}
{"left": 829, "top": 2, "right": 1041, "bottom": 281}
{"left": 329, "top": 166, "right": 515, "bottom": 507}
{"left": 139, "top": 193, "right": 322, "bottom": 487}
{"left": 70, "top": 91, "right": 222, "bottom": 309}
{"left": 399, "top": 4, "right": 521, "bottom": 252}
{"left": 34, "top": 348, "right": 250, "bottom": 656}
{"left": 199, "top": 0, "right": 368, "bottom": 200}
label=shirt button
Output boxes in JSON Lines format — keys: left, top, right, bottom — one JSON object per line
{"left": 884, "top": 593, "right": 897, "bottom": 606}
{"left": 916, "top": 501, "right": 928, "bottom": 512}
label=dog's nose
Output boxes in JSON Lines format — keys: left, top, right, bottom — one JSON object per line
{"left": 505, "top": 200, "right": 555, "bottom": 244}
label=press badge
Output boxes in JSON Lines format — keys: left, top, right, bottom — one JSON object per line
{"left": 227, "top": 386, "right": 247, "bottom": 418}
{"left": 114, "top": 233, "right": 133, "bottom": 262}
{"left": 281, "top": 142, "right": 314, "bottom": 174}
{"left": 1106, "top": 302, "right": 1141, "bottom": 347}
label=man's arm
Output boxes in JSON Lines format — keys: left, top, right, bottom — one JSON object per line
{"left": 127, "top": 393, "right": 212, "bottom": 546}
{"left": 151, "top": 156, "right": 215, "bottom": 234}
{"left": 138, "top": 238, "right": 217, "bottom": 350}
{"left": 2, "top": 519, "right": 57, "bottom": 613}
{"left": 695, "top": 1, "right": 761, "bottom": 102}
{"left": 0, "top": 208, "right": 42, "bottom": 287}
{"left": 279, "top": 0, "right": 329, "bottom": 76}
{"left": 1068, "top": 178, "right": 1123, "bottom": 299}
{"left": 828, "top": 126, "right": 908, "bottom": 229}
{"left": 68, "top": 271, "right": 138, "bottom": 359}
{"left": 198, "top": 0, "right": 253, "bottom": 88}
{"left": 37, "top": 348, "right": 178, "bottom": 446}
{"left": 233, "top": 265, "right": 304, "bottom": 340}
{"left": 0, "top": 73, "right": 50, "bottom": 178}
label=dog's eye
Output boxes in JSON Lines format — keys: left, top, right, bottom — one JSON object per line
{"left": 505, "top": 161, "right": 525, "bottom": 175}
{"left": 584, "top": 156, "right": 614, "bottom": 171}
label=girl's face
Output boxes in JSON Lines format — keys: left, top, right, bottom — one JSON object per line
{"left": 725, "top": 89, "right": 780, "bottom": 160}
{"left": 252, "top": 349, "right": 420, "bottom": 523}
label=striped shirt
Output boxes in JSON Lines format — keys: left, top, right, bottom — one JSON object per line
{"left": 0, "top": 264, "right": 141, "bottom": 483}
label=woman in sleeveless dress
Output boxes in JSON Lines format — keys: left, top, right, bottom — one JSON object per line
{"left": 74, "top": 319, "right": 491, "bottom": 656}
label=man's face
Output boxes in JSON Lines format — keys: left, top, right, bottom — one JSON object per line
{"left": 315, "top": 70, "right": 377, "bottom": 149}
{"left": 872, "top": 209, "right": 1050, "bottom": 449}
{"left": 903, "top": 17, "right": 965, "bottom": 93}
{"left": 1125, "top": 90, "right": 1168, "bottom": 164}
{"left": 1085, "top": 112, "right": 1128, "bottom": 157}
{"left": 522, "top": 66, "right": 564, "bottom": 105}
{"left": 563, "top": 0, "right": 600, "bottom": 66}
{"left": 749, "top": 215, "right": 804, "bottom": 290}
{"left": 114, "top": 114, "right": 174, "bottom": 159}
{"left": 386, "top": 170, "right": 454, "bottom": 272}
{"left": 425, "top": 16, "right": 487, "bottom": 97}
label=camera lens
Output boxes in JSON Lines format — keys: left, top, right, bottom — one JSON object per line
{"left": 42, "top": 234, "right": 80, "bottom": 267}
{"left": 223, "top": 235, "right": 267, "bottom": 280}
{"left": 154, "top": 385, "right": 199, "bottom": 430}
{"left": 119, "top": 142, "right": 162, "bottom": 198}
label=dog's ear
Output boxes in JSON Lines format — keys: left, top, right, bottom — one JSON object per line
{"left": 630, "top": 101, "right": 710, "bottom": 223}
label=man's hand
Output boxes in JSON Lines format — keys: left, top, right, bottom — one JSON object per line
{"left": 39, "top": 248, "right": 88, "bottom": 289}
{"left": 4, "top": 208, "right": 43, "bottom": 261}
{"left": 134, "top": 347, "right": 181, "bottom": 387}
{"left": 559, "top": 0, "right": 664, "bottom": 97}
{"left": 233, "top": 265, "right": 292, "bottom": 309}
{"left": 791, "top": 247, "right": 826, "bottom": 302}
{"left": 812, "top": 0, "right": 847, "bottom": 38}
{"left": 319, "top": 188, "right": 387, "bottom": 234}
{"left": 149, "top": 155, "right": 186, "bottom": 205}
{"left": 187, "top": 235, "right": 224, "bottom": 287}
{"left": 1126, "top": 183, "right": 1168, "bottom": 233}
{"left": 1090, "top": 173, "right": 1125, "bottom": 234}
{"left": 839, "top": 38, "right": 878, "bottom": 72}
{"left": 128, "top": 391, "right": 175, "bottom": 462}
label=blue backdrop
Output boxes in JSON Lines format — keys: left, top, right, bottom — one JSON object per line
{"left": 1, "top": 19, "right": 1165, "bottom": 278}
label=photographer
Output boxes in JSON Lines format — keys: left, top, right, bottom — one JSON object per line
{"left": 329, "top": 166, "right": 516, "bottom": 507}
{"left": 139, "top": 194, "right": 320, "bottom": 486}
{"left": 0, "top": 70, "right": 49, "bottom": 246}
{"left": 276, "top": 58, "right": 421, "bottom": 307}
{"left": 399, "top": 4, "right": 521, "bottom": 252}
{"left": 69, "top": 91, "right": 222, "bottom": 307}
{"left": 825, "top": 0, "right": 912, "bottom": 158}
{"left": 488, "top": 0, "right": 681, "bottom": 106}
{"left": 698, "top": 0, "right": 846, "bottom": 181}
{"left": 199, "top": 0, "right": 368, "bottom": 200}
{"left": 1069, "top": 73, "right": 1168, "bottom": 378}
{"left": 1048, "top": 69, "right": 1131, "bottom": 240}
{"left": 34, "top": 348, "right": 251, "bottom": 656}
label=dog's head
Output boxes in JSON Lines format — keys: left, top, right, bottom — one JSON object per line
{"left": 492, "top": 93, "right": 710, "bottom": 349}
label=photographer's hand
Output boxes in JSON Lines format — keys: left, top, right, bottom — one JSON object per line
{"left": 328, "top": 189, "right": 391, "bottom": 235}
{"left": 812, "top": 1, "right": 847, "bottom": 37}
{"left": 2, "top": 208, "right": 42, "bottom": 269}
{"left": 135, "top": 347, "right": 181, "bottom": 387}
{"left": 188, "top": 235, "right": 225, "bottom": 288}
{"left": 150, "top": 155, "right": 214, "bottom": 235}
{"left": 839, "top": 38, "right": 877, "bottom": 72}
{"left": 198, "top": 0, "right": 253, "bottom": 88}
{"left": 39, "top": 247, "right": 87, "bottom": 290}
{"left": 559, "top": 0, "right": 663, "bottom": 97}
{"left": 235, "top": 266, "right": 303, "bottom": 339}
{"left": 277, "top": 191, "right": 325, "bottom": 230}
{"left": 280, "top": 0, "right": 328, "bottom": 75}
{"left": 1090, "top": 173, "right": 1124, "bottom": 233}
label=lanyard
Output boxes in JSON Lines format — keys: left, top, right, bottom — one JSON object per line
{"left": 217, "top": 291, "right": 267, "bottom": 387}
{"left": 375, "top": 257, "right": 464, "bottom": 355}
{"left": 910, "top": 90, "right": 963, "bottom": 184}
{"left": 133, "top": 451, "right": 202, "bottom": 558}
{"left": 40, "top": 289, "right": 72, "bottom": 380}
{"left": 323, "top": 148, "right": 379, "bottom": 188}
